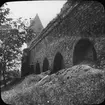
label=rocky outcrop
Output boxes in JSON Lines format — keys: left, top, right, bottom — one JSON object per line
{"left": 1, "top": 64, "right": 105, "bottom": 105}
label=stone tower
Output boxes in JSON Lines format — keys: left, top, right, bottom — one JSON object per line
{"left": 27, "top": 14, "right": 44, "bottom": 47}
{"left": 29, "top": 14, "right": 43, "bottom": 35}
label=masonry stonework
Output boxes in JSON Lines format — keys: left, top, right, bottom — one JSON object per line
{"left": 21, "top": 0, "right": 105, "bottom": 77}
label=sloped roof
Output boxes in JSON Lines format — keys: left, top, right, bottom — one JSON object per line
{"left": 29, "top": 14, "right": 44, "bottom": 34}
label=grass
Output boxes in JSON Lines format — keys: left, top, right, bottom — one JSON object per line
{"left": 1, "top": 77, "right": 25, "bottom": 92}
{"left": 1, "top": 65, "right": 105, "bottom": 105}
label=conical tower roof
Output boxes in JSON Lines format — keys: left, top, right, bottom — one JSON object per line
{"left": 29, "top": 14, "right": 43, "bottom": 34}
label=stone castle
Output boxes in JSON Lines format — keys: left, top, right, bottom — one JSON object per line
{"left": 21, "top": 0, "right": 105, "bottom": 77}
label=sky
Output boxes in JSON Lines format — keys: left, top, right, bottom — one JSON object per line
{"left": 6, "top": 0, "right": 66, "bottom": 28}
{"left": 5, "top": 0, "right": 66, "bottom": 50}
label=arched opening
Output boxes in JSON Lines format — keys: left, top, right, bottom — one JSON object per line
{"left": 35, "top": 62, "right": 40, "bottom": 74}
{"left": 42, "top": 58, "right": 49, "bottom": 72}
{"left": 52, "top": 52, "right": 64, "bottom": 74}
{"left": 73, "top": 39, "right": 97, "bottom": 65}
{"left": 30, "top": 65, "right": 34, "bottom": 74}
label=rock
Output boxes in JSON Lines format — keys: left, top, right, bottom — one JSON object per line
{"left": 1, "top": 64, "right": 105, "bottom": 105}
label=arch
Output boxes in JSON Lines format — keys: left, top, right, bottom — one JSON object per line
{"left": 73, "top": 38, "right": 97, "bottom": 65}
{"left": 35, "top": 62, "right": 40, "bottom": 74}
{"left": 52, "top": 52, "right": 64, "bottom": 74}
{"left": 42, "top": 58, "right": 49, "bottom": 72}
{"left": 30, "top": 65, "right": 34, "bottom": 74}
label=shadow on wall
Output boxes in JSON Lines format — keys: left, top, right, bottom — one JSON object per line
{"left": 73, "top": 38, "right": 97, "bottom": 65}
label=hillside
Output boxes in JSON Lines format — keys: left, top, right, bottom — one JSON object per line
{"left": 1, "top": 64, "right": 105, "bottom": 105}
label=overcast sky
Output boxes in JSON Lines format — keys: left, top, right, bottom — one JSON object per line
{"left": 6, "top": 1, "right": 66, "bottom": 28}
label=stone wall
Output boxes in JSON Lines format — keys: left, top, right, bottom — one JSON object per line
{"left": 21, "top": 0, "right": 105, "bottom": 76}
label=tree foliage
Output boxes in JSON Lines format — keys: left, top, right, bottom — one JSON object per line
{"left": 0, "top": 4, "right": 35, "bottom": 87}
{"left": 0, "top": 3, "right": 10, "bottom": 25}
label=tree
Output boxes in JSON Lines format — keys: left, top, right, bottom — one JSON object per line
{"left": 12, "top": 17, "right": 36, "bottom": 44}
{"left": 0, "top": 3, "right": 10, "bottom": 25}
{"left": 0, "top": 4, "right": 23, "bottom": 87}
{"left": 0, "top": 4, "right": 35, "bottom": 87}
{"left": 0, "top": 4, "right": 10, "bottom": 87}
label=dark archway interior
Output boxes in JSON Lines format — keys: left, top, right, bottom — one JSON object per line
{"left": 30, "top": 65, "right": 34, "bottom": 74}
{"left": 42, "top": 58, "right": 49, "bottom": 72}
{"left": 73, "top": 39, "right": 97, "bottom": 65}
{"left": 35, "top": 62, "right": 40, "bottom": 74}
{"left": 52, "top": 52, "right": 64, "bottom": 74}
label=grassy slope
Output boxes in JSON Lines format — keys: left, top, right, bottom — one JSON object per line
{"left": 1, "top": 65, "right": 105, "bottom": 105}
